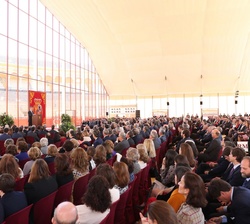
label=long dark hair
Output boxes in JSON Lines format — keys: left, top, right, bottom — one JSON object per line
{"left": 83, "top": 175, "right": 111, "bottom": 212}
{"left": 184, "top": 172, "right": 207, "bottom": 208}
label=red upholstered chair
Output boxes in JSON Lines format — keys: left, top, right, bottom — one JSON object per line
{"left": 126, "top": 176, "right": 137, "bottom": 224}
{"left": 18, "top": 158, "right": 30, "bottom": 170}
{"left": 114, "top": 186, "right": 131, "bottom": 224}
{"left": 158, "top": 141, "right": 168, "bottom": 171}
{"left": 106, "top": 199, "right": 119, "bottom": 224}
{"left": 0, "top": 140, "right": 6, "bottom": 156}
{"left": 38, "top": 134, "right": 46, "bottom": 139}
{"left": 72, "top": 173, "right": 90, "bottom": 205}
{"left": 3, "top": 204, "right": 33, "bottom": 224}
{"left": 138, "top": 163, "right": 151, "bottom": 204}
{"left": 54, "top": 180, "right": 74, "bottom": 208}
{"left": 121, "top": 147, "right": 129, "bottom": 157}
{"left": 88, "top": 167, "right": 96, "bottom": 181}
{"left": 25, "top": 136, "right": 36, "bottom": 145}
{"left": 33, "top": 190, "right": 58, "bottom": 224}
{"left": 15, "top": 175, "right": 29, "bottom": 191}
{"left": 132, "top": 170, "right": 142, "bottom": 221}
{"left": 48, "top": 162, "right": 55, "bottom": 175}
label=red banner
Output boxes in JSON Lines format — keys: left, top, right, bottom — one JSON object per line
{"left": 29, "top": 91, "right": 46, "bottom": 124}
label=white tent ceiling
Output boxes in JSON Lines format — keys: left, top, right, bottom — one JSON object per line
{"left": 40, "top": 0, "right": 250, "bottom": 98}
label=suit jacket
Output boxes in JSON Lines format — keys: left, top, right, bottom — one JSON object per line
{"left": 114, "top": 139, "right": 130, "bottom": 154}
{"left": 93, "top": 137, "right": 103, "bottom": 148}
{"left": 0, "top": 191, "right": 28, "bottom": 221}
{"left": 27, "top": 131, "right": 40, "bottom": 141}
{"left": 0, "top": 133, "right": 11, "bottom": 141}
{"left": 132, "top": 134, "right": 144, "bottom": 145}
{"left": 227, "top": 187, "right": 250, "bottom": 224}
{"left": 203, "top": 137, "right": 221, "bottom": 162}
{"left": 24, "top": 176, "right": 58, "bottom": 205}
{"left": 127, "top": 138, "right": 135, "bottom": 147}
{"left": 222, "top": 164, "right": 245, "bottom": 187}
{"left": 242, "top": 179, "right": 250, "bottom": 189}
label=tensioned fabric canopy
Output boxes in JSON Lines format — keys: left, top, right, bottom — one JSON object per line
{"left": 40, "top": 0, "right": 250, "bottom": 98}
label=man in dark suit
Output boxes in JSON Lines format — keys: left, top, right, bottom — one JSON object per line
{"left": 126, "top": 131, "right": 135, "bottom": 147}
{"left": 197, "top": 128, "right": 221, "bottom": 164}
{"left": 221, "top": 147, "right": 245, "bottom": 187}
{"left": 93, "top": 129, "right": 103, "bottom": 148}
{"left": 28, "top": 107, "right": 33, "bottom": 126}
{"left": 208, "top": 178, "right": 250, "bottom": 224}
{"left": 0, "top": 128, "right": 11, "bottom": 141}
{"left": 241, "top": 156, "right": 250, "bottom": 189}
{"left": 114, "top": 132, "right": 130, "bottom": 154}
{"left": 0, "top": 174, "right": 28, "bottom": 222}
{"left": 26, "top": 126, "right": 40, "bottom": 142}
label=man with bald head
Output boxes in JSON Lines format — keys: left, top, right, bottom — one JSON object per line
{"left": 52, "top": 202, "right": 78, "bottom": 224}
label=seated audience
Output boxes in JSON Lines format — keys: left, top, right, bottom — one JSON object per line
{"left": 113, "top": 161, "right": 130, "bottom": 195}
{"left": 52, "top": 201, "right": 78, "bottom": 224}
{"left": 126, "top": 147, "right": 141, "bottom": 174}
{"left": 15, "top": 141, "right": 29, "bottom": 161}
{"left": 137, "top": 144, "right": 150, "bottom": 169}
{"left": 93, "top": 145, "right": 107, "bottom": 167}
{"left": 24, "top": 159, "right": 58, "bottom": 205}
{"left": 96, "top": 163, "right": 120, "bottom": 203}
{"left": 40, "top": 137, "right": 49, "bottom": 155}
{"left": 0, "top": 174, "right": 28, "bottom": 222}
{"left": 177, "top": 172, "right": 207, "bottom": 224}
{"left": 76, "top": 175, "right": 111, "bottom": 224}
{"left": 0, "top": 154, "right": 23, "bottom": 180}
{"left": 70, "top": 147, "right": 89, "bottom": 180}
{"left": 44, "top": 144, "right": 58, "bottom": 164}
{"left": 207, "top": 178, "right": 250, "bottom": 224}
{"left": 54, "top": 153, "right": 74, "bottom": 187}
{"left": 140, "top": 200, "right": 177, "bottom": 224}
{"left": 23, "top": 146, "right": 41, "bottom": 176}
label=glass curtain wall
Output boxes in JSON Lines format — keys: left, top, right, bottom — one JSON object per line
{"left": 0, "top": 0, "right": 108, "bottom": 127}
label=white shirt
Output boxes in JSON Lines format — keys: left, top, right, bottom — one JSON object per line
{"left": 76, "top": 204, "right": 110, "bottom": 224}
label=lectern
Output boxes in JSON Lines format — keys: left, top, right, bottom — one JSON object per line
{"left": 32, "top": 115, "right": 42, "bottom": 126}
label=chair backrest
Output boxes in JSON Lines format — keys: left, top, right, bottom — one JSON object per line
{"left": 48, "top": 162, "right": 55, "bottom": 175}
{"left": 88, "top": 167, "right": 96, "bottom": 181}
{"left": 72, "top": 173, "right": 90, "bottom": 205}
{"left": 18, "top": 158, "right": 31, "bottom": 170}
{"left": 33, "top": 190, "right": 58, "bottom": 224}
{"left": 25, "top": 136, "right": 36, "bottom": 144}
{"left": 0, "top": 140, "right": 6, "bottom": 156}
{"left": 126, "top": 176, "right": 137, "bottom": 224}
{"left": 132, "top": 170, "right": 142, "bottom": 206}
{"left": 4, "top": 204, "right": 33, "bottom": 224}
{"left": 54, "top": 180, "right": 74, "bottom": 208}
{"left": 106, "top": 199, "right": 119, "bottom": 224}
{"left": 121, "top": 147, "right": 129, "bottom": 157}
{"left": 15, "top": 175, "right": 29, "bottom": 191}
{"left": 114, "top": 186, "right": 131, "bottom": 224}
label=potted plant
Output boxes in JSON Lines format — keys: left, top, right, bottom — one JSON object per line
{"left": 0, "top": 113, "right": 14, "bottom": 127}
{"left": 59, "top": 114, "right": 75, "bottom": 133}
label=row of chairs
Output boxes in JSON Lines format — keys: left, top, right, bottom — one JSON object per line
{"left": 101, "top": 162, "right": 151, "bottom": 224}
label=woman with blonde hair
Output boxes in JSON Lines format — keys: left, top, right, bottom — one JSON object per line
{"left": 24, "top": 159, "right": 58, "bottom": 205}
{"left": 137, "top": 144, "right": 150, "bottom": 169}
{"left": 0, "top": 154, "right": 23, "bottom": 180}
{"left": 70, "top": 147, "right": 89, "bottom": 180}
{"left": 44, "top": 144, "right": 58, "bottom": 164}
{"left": 23, "top": 146, "right": 41, "bottom": 175}
{"left": 143, "top": 139, "right": 156, "bottom": 158}
{"left": 113, "top": 161, "right": 130, "bottom": 195}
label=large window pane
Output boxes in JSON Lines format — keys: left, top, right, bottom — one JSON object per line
{"left": 46, "top": 27, "right": 52, "bottom": 55}
{"left": 8, "top": 39, "right": 17, "bottom": 75}
{"left": 18, "top": 43, "right": 28, "bottom": 76}
{"left": 0, "top": 35, "right": 7, "bottom": 73}
{"left": 38, "top": 21, "right": 45, "bottom": 51}
{"left": 0, "top": 1, "right": 7, "bottom": 35}
{"left": 37, "top": 1, "right": 45, "bottom": 23}
{"left": 29, "top": 17, "right": 37, "bottom": 48}
{"left": 29, "top": 0, "right": 37, "bottom": 18}
{"left": 8, "top": 4, "right": 18, "bottom": 40}
{"left": 19, "top": 0, "right": 28, "bottom": 13}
